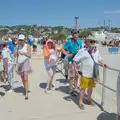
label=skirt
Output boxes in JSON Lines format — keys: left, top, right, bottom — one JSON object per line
{"left": 17, "top": 60, "right": 32, "bottom": 76}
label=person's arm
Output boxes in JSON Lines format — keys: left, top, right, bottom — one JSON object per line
{"left": 73, "top": 50, "right": 82, "bottom": 72}
{"left": 27, "top": 45, "right": 31, "bottom": 58}
{"left": 61, "top": 40, "right": 73, "bottom": 58}
{"left": 98, "top": 52, "right": 108, "bottom": 68}
{"left": 14, "top": 45, "right": 19, "bottom": 57}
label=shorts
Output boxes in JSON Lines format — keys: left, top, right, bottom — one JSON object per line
{"left": 44, "top": 59, "right": 56, "bottom": 74}
{"left": 80, "top": 76, "right": 96, "bottom": 88}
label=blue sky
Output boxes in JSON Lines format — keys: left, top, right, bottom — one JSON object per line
{"left": 0, "top": 0, "right": 120, "bottom": 28}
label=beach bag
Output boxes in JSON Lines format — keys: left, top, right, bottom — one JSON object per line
{"left": 88, "top": 52, "right": 99, "bottom": 82}
{"left": 17, "top": 55, "right": 29, "bottom": 64}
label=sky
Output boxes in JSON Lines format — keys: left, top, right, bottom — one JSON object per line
{"left": 0, "top": 0, "right": 120, "bottom": 28}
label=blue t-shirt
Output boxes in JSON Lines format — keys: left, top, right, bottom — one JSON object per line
{"left": 8, "top": 41, "right": 14, "bottom": 54}
{"left": 26, "top": 37, "right": 32, "bottom": 46}
{"left": 64, "top": 38, "right": 82, "bottom": 62}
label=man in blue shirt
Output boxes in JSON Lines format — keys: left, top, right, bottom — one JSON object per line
{"left": 26, "top": 35, "right": 32, "bottom": 46}
{"left": 62, "top": 29, "right": 82, "bottom": 96}
{"left": 8, "top": 38, "right": 14, "bottom": 55}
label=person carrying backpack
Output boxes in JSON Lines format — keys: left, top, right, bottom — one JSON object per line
{"left": 62, "top": 29, "right": 82, "bottom": 96}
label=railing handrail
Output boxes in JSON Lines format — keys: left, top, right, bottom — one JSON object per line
{"left": 99, "top": 64, "right": 120, "bottom": 72}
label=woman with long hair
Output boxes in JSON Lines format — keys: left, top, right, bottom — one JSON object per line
{"left": 44, "top": 39, "right": 57, "bottom": 94}
{"left": 16, "top": 34, "right": 32, "bottom": 99}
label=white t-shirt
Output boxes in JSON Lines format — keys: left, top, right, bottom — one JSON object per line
{"left": 0, "top": 59, "right": 4, "bottom": 71}
{"left": 2, "top": 47, "right": 13, "bottom": 64}
{"left": 49, "top": 49, "right": 57, "bottom": 62}
{"left": 73, "top": 48, "right": 102, "bottom": 78}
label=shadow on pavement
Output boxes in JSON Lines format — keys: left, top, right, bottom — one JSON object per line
{"left": 63, "top": 95, "right": 79, "bottom": 107}
{"left": 0, "top": 92, "right": 5, "bottom": 96}
{"left": 97, "top": 112, "right": 117, "bottom": 120}
{"left": 0, "top": 84, "right": 10, "bottom": 91}
{"left": 56, "top": 79, "right": 67, "bottom": 84}
{"left": 56, "top": 85, "right": 79, "bottom": 107}
{"left": 14, "top": 86, "right": 24, "bottom": 93}
{"left": 55, "top": 86, "right": 69, "bottom": 94}
{"left": 39, "top": 83, "right": 47, "bottom": 89}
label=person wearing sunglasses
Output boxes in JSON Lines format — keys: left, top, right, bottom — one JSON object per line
{"left": 73, "top": 37, "right": 108, "bottom": 110}
{"left": 62, "top": 29, "right": 82, "bottom": 96}
{"left": 16, "top": 34, "right": 32, "bottom": 100}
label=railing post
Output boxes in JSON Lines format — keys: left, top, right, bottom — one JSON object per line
{"left": 101, "top": 67, "right": 107, "bottom": 110}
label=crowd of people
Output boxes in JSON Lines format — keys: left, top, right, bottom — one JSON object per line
{"left": 42, "top": 29, "right": 108, "bottom": 110}
{"left": 0, "top": 30, "right": 120, "bottom": 119}
{"left": 0, "top": 34, "right": 32, "bottom": 99}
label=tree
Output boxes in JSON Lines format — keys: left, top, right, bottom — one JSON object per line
{"left": 51, "top": 32, "right": 67, "bottom": 43}
{"left": 79, "top": 30, "right": 92, "bottom": 38}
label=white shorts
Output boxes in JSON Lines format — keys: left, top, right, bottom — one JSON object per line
{"left": 44, "top": 59, "right": 56, "bottom": 74}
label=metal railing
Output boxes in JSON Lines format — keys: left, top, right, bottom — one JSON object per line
{"left": 56, "top": 58, "right": 120, "bottom": 111}
{"left": 98, "top": 65, "right": 120, "bottom": 110}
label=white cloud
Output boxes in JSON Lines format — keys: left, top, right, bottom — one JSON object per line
{"left": 104, "top": 10, "right": 120, "bottom": 14}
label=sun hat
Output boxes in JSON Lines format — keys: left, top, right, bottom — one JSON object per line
{"left": 18, "top": 34, "right": 25, "bottom": 40}
{"left": 85, "top": 35, "right": 97, "bottom": 42}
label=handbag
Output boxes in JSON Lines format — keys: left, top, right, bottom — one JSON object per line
{"left": 88, "top": 52, "right": 99, "bottom": 82}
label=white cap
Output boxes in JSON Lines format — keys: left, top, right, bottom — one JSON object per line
{"left": 18, "top": 34, "right": 25, "bottom": 40}
{"left": 8, "top": 38, "right": 12, "bottom": 42}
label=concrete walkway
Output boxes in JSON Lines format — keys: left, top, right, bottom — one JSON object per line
{"left": 0, "top": 54, "right": 116, "bottom": 120}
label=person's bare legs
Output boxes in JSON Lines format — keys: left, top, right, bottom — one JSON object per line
{"left": 46, "top": 71, "right": 51, "bottom": 90}
{"left": 79, "top": 88, "right": 86, "bottom": 105}
{"left": 74, "top": 74, "right": 78, "bottom": 90}
{"left": 21, "top": 75, "right": 25, "bottom": 88}
{"left": 87, "top": 87, "right": 93, "bottom": 103}
{"left": 24, "top": 75, "right": 29, "bottom": 98}
{"left": 69, "top": 77, "right": 74, "bottom": 93}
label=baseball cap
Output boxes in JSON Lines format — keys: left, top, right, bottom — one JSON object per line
{"left": 18, "top": 34, "right": 25, "bottom": 40}
{"left": 71, "top": 29, "right": 79, "bottom": 35}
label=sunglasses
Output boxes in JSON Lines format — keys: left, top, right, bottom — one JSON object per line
{"left": 73, "top": 32, "right": 79, "bottom": 35}
{"left": 89, "top": 40, "right": 96, "bottom": 44}
{"left": 19, "top": 39, "right": 24, "bottom": 41}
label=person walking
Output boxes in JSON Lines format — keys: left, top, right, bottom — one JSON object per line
{"left": 17, "top": 34, "right": 32, "bottom": 100}
{"left": 0, "top": 55, "right": 4, "bottom": 84}
{"left": 2, "top": 42, "right": 14, "bottom": 92}
{"left": 73, "top": 37, "right": 108, "bottom": 110}
{"left": 44, "top": 39, "right": 57, "bottom": 94}
{"left": 62, "top": 29, "right": 82, "bottom": 96}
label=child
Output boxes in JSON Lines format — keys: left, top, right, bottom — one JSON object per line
{"left": 44, "top": 39, "right": 57, "bottom": 94}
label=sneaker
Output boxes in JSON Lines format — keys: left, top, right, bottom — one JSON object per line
{"left": 45, "top": 89, "right": 51, "bottom": 94}
{"left": 25, "top": 96, "right": 28, "bottom": 100}
{"left": 51, "top": 87, "right": 55, "bottom": 90}
{"left": 7, "top": 89, "right": 14, "bottom": 93}
{"left": 74, "top": 89, "right": 80, "bottom": 95}
{"left": 79, "top": 104, "right": 85, "bottom": 110}
{"left": 70, "top": 91, "right": 78, "bottom": 96}
{"left": 51, "top": 84, "right": 55, "bottom": 90}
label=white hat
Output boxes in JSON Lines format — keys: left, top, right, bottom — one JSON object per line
{"left": 8, "top": 38, "right": 12, "bottom": 42}
{"left": 18, "top": 34, "right": 25, "bottom": 40}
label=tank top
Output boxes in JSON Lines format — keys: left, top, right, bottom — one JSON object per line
{"left": 18, "top": 44, "right": 28, "bottom": 64}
